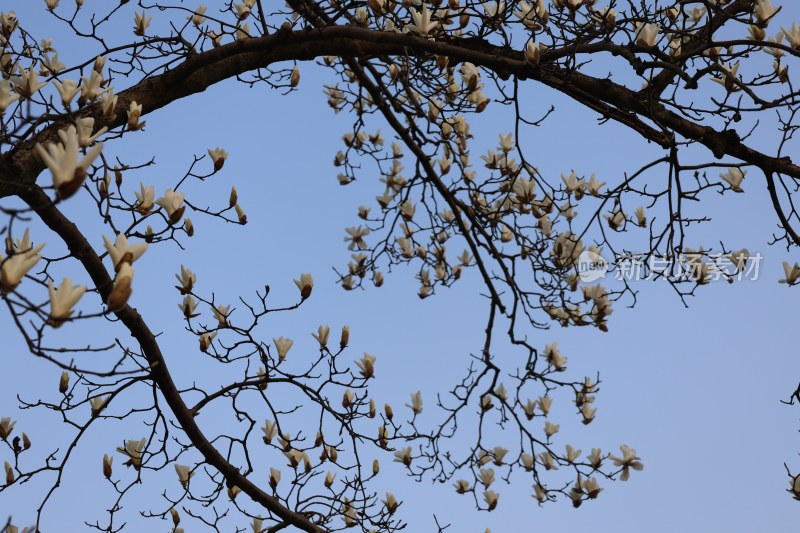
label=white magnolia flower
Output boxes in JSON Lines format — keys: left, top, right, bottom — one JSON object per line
{"left": 208, "top": 147, "right": 228, "bottom": 170}
{"left": 135, "top": 183, "right": 155, "bottom": 214}
{"left": 155, "top": 189, "right": 185, "bottom": 224}
{"left": 355, "top": 352, "right": 377, "bottom": 378}
{"left": 483, "top": 489, "right": 499, "bottom": 510}
{"left": 79, "top": 70, "right": 106, "bottom": 103}
{"left": 0, "top": 237, "right": 44, "bottom": 291}
{"left": 48, "top": 278, "right": 87, "bottom": 327}
{"left": 635, "top": 22, "right": 660, "bottom": 47}
{"left": 117, "top": 437, "right": 147, "bottom": 469}
{"left": 199, "top": 331, "right": 217, "bottom": 352}
{"left": 609, "top": 444, "right": 644, "bottom": 481}
{"left": 755, "top": 0, "right": 779, "bottom": 25}
{"left": 393, "top": 446, "right": 412, "bottom": 466}
{"left": 544, "top": 420, "right": 560, "bottom": 438}
{"left": 54, "top": 79, "right": 79, "bottom": 109}
{"left": 133, "top": 11, "right": 152, "bottom": 35}
{"left": 107, "top": 262, "right": 134, "bottom": 310}
{"left": 312, "top": 325, "right": 330, "bottom": 347}
{"left": 720, "top": 167, "right": 746, "bottom": 192}
{"left": 35, "top": 125, "right": 104, "bottom": 199}
{"left": 272, "top": 337, "right": 293, "bottom": 361}
{"left": 174, "top": 464, "right": 193, "bottom": 487}
{"left": 75, "top": 117, "right": 107, "bottom": 147}
{"left": 780, "top": 261, "right": 800, "bottom": 285}
{"left": 261, "top": 419, "right": 278, "bottom": 443}
{"left": 588, "top": 447, "right": 603, "bottom": 468}
{"left": 406, "top": 5, "right": 439, "bottom": 37}
{"left": 127, "top": 101, "right": 145, "bottom": 130}
{"left": 102, "top": 234, "right": 148, "bottom": 270}
{"left": 0, "top": 79, "right": 19, "bottom": 112}
{"left": 407, "top": 391, "right": 423, "bottom": 415}
{"left": 293, "top": 273, "right": 313, "bottom": 299}
{"left": 11, "top": 67, "right": 47, "bottom": 98}
{"left": 0, "top": 418, "right": 16, "bottom": 440}
{"left": 784, "top": 23, "right": 800, "bottom": 49}
{"left": 728, "top": 249, "right": 750, "bottom": 272}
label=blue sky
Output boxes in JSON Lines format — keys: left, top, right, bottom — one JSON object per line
{"left": 2, "top": 2, "right": 800, "bottom": 532}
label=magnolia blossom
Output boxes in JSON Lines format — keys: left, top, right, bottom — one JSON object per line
{"left": 406, "top": 5, "right": 438, "bottom": 37}
{"left": 453, "top": 479, "right": 471, "bottom": 493}
{"left": 588, "top": 447, "right": 603, "bottom": 469}
{"left": 11, "top": 67, "right": 47, "bottom": 98}
{"left": 312, "top": 325, "right": 330, "bottom": 347}
{"left": 479, "top": 467, "right": 495, "bottom": 487}
{"left": 107, "top": 263, "right": 133, "bottom": 310}
{"left": 0, "top": 418, "right": 15, "bottom": 440}
{"left": 780, "top": 261, "right": 800, "bottom": 285}
{"left": 54, "top": 79, "right": 79, "bottom": 109}
{"left": 581, "top": 403, "right": 597, "bottom": 424}
{"left": 103, "top": 454, "right": 113, "bottom": 478}
{"left": 48, "top": 278, "right": 86, "bottom": 327}
{"left": 212, "top": 304, "right": 230, "bottom": 326}
{"left": 293, "top": 273, "right": 313, "bottom": 299}
{"left": 784, "top": 23, "right": 800, "bottom": 49}
{"left": 483, "top": 489, "right": 499, "bottom": 511}
{"left": 127, "top": 101, "right": 145, "bottom": 130}
{"left": 199, "top": 331, "right": 217, "bottom": 352}
{"left": 175, "top": 265, "right": 197, "bottom": 294}
{"left": 393, "top": 446, "right": 412, "bottom": 466}
{"left": 191, "top": 5, "right": 207, "bottom": 26}
{"left": 538, "top": 451, "right": 558, "bottom": 470}
{"left": 174, "top": 464, "right": 193, "bottom": 488}
{"left": 90, "top": 395, "right": 107, "bottom": 416}
{"left": 156, "top": 189, "right": 185, "bottom": 224}
{"left": 605, "top": 208, "right": 626, "bottom": 230}
{"left": 35, "top": 125, "right": 104, "bottom": 199}
{"left": 0, "top": 238, "right": 44, "bottom": 291}
{"left": 262, "top": 419, "right": 278, "bottom": 443}
{"left": 382, "top": 492, "right": 399, "bottom": 514}
{"left": 103, "top": 234, "right": 148, "bottom": 270}
{"left": 635, "top": 22, "right": 660, "bottom": 47}
{"left": 728, "top": 249, "right": 750, "bottom": 273}
{"left": 251, "top": 516, "right": 263, "bottom": 533}
{"left": 133, "top": 11, "right": 152, "bottom": 35}
{"left": 179, "top": 294, "right": 198, "bottom": 318}
{"left": 0, "top": 80, "right": 19, "bottom": 113}
{"left": 134, "top": 183, "right": 155, "bottom": 215}
{"left": 544, "top": 421, "right": 560, "bottom": 438}
{"left": 544, "top": 342, "right": 568, "bottom": 371}
{"left": 609, "top": 444, "right": 644, "bottom": 481}
{"left": 407, "top": 391, "right": 423, "bottom": 415}
{"left": 565, "top": 445, "right": 582, "bottom": 463}
{"left": 720, "top": 167, "right": 746, "bottom": 192}
{"left": 533, "top": 483, "right": 547, "bottom": 503}
{"left": 324, "top": 471, "right": 336, "bottom": 488}
{"left": 272, "top": 336, "right": 293, "bottom": 361}
{"left": 355, "top": 352, "right": 376, "bottom": 378}
{"left": 117, "top": 437, "right": 147, "bottom": 470}
{"left": 79, "top": 70, "right": 105, "bottom": 103}
{"left": 208, "top": 147, "right": 228, "bottom": 170}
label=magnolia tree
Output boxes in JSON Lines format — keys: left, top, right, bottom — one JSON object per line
{"left": 1, "top": 0, "right": 800, "bottom": 531}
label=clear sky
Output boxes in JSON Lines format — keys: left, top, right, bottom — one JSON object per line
{"left": 2, "top": 2, "right": 800, "bottom": 532}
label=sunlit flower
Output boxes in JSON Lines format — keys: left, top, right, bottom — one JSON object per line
{"left": 117, "top": 437, "right": 147, "bottom": 470}
{"left": 0, "top": 418, "right": 15, "bottom": 440}
{"left": 107, "top": 263, "right": 134, "bottom": 310}
{"left": 483, "top": 489, "right": 499, "bottom": 511}
{"left": 720, "top": 167, "right": 746, "bottom": 192}
{"left": 780, "top": 261, "right": 800, "bottom": 285}
{"left": 355, "top": 352, "right": 377, "bottom": 379}
{"left": 156, "top": 189, "right": 185, "bottom": 224}
{"left": 208, "top": 147, "right": 228, "bottom": 171}
{"left": 103, "top": 234, "right": 148, "bottom": 270}
{"left": 393, "top": 446, "right": 412, "bottom": 466}
{"left": 312, "top": 325, "right": 330, "bottom": 348}
{"left": 544, "top": 421, "right": 560, "bottom": 439}
{"left": 48, "top": 278, "right": 86, "bottom": 327}
{"left": 273, "top": 337, "right": 293, "bottom": 362}
{"left": 406, "top": 5, "right": 439, "bottom": 37}
{"left": 174, "top": 464, "right": 193, "bottom": 488}
{"left": 635, "top": 22, "right": 660, "bottom": 47}
{"left": 407, "top": 391, "right": 423, "bottom": 415}
{"left": 133, "top": 11, "right": 152, "bottom": 36}
{"left": 609, "top": 444, "right": 644, "bottom": 481}
{"left": 293, "top": 273, "right": 313, "bottom": 299}
{"left": 35, "top": 125, "right": 104, "bottom": 199}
